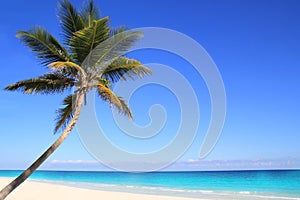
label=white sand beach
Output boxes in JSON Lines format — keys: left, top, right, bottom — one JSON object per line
{"left": 0, "top": 178, "right": 198, "bottom": 200}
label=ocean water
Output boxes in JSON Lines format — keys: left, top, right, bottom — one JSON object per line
{"left": 1, "top": 170, "right": 300, "bottom": 199}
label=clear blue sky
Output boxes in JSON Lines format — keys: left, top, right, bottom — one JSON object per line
{"left": 0, "top": 0, "right": 300, "bottom": 171}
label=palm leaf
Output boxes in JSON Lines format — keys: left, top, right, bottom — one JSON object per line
{"left": 83, "top": 30, "right": 143, "bottom": 72}
{"left": 97, "top": 84, "right": 132, "bottom": 119}
{"left": 4, "top": 73, "right": 75, "bottom": 94}
{"left": 101, "top": 57, "right": 152, "bottom": 82}
{"left": 95, "top": 77, "right": 111, "bottom": 88}
{"left": 48, "top": 61, "right": 83, "bottom": 77}
{"left": 17, "top": 27, "right": 70, "bottom": 66}
{"left": 54, "top": 94, "right": 75, "bottom": 133}
{"left": 57, "top": 0, "right": 85, "bottom": 44}
{"left": 80, "top": 0, "right": 101, "bottom": 27}
{"left": 69, "top": 17, "right": 110, "bottom": 64}
{"left": 110, "top": 26, "right": 128, "bottom": 36}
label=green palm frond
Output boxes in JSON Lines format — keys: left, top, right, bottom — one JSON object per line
{"left": 117, "top": 97, "right": 133, "bottom": 120}
{"left": 101, "top": 57, "right": 152, "bottom": 82}
{"left": 97, "top": 84, "right": 132, "bottom": 119}
{"left": 17, "top": 27, "right": 70, "bottom": 66}
{"left": 95, "top": 77, "right": 111, "bottom": 88}
{"left": 58, "top": 0, "right": 84, "bottom": 44}
{"left": 84, "top": 30, "right": 143, "bottom": 71}
{"left": 80, "top": 0, "right": 101, "bottom": 27}
{"left": 70, "top": 17, "right": 110, "bottom": 64}
{"left": 110, "top": 26, "right": 128, "bottom": 36}
{"left": 4, "top": 73, "right": 75, "bottom": 94}
{"left": 55, "top": 94, "right": 75, "bottom": 133}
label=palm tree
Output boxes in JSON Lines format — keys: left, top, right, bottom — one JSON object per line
{"left": 0, "top": 0, "right": 151, "bottom": 199}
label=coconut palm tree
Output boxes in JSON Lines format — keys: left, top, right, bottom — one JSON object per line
{"left": 0, "top": 0, "right": 151, "bottom": 199}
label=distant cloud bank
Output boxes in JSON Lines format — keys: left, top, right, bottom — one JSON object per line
{"left": 39, "top": 158, "right": 300, "bottom": 171}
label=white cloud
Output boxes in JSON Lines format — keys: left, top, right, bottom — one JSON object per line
{"left": 186, "top": 159, "right": 198, "bottom": 163}
{"left": 41, "top": 158, "right": 300, "bottom": 171}
{"left": 167, "top": 159, "right": 300, "bottom": 171}
{"left": 50, "top": 160, "right": 98, "bottom": 164}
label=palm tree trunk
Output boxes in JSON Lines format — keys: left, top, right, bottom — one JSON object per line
{"left": 0, "top": 92, "right": 85, "bottom": 200}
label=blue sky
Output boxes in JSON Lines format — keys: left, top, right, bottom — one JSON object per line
{"left": 0, "top": 0, "right": 300, "bottom": 171}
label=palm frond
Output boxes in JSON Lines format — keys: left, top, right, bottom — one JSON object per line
{"left": 70, "top": 17, "right": 110, "bottom": 64}
{"left": 54, "top": 94, "right": 75, "bottom": 133}
{"left": 48, "top": 61, "right": 82, "bottom": 77}
{"left": 101, "top": 57, "right": 152, "bottom": 82}
{"left": 110, "top": 26, "right": 128, "bottom": 36}
{"left": 17, "top": 27, "right": 70, "bottom": 66}
{"left": 97, "top": 84, "right": 132, "bottom": 119}
{"left": 95, "top": 77, "right": 111, "bottom": 88}
{"left": 57, "top": 0, "right": 84, "bottom": 44}
{"left": 117, "top": 97, "right": 132, "bottom": 120}
{"left": 83, "top": 30, "right": 143, "bottom": 72}
{"left": 80, "top": 0, "right": 101, "bottom": 27}
{"left": 4, "top": 73, "right": 75, "bottom": 94}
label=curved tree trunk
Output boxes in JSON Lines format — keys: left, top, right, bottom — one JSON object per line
{"left": 0, "top": 92, "right": 85, "bottom": 200}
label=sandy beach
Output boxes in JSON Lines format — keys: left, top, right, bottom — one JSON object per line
{"left": 0, "top": 178, "right": 198, "bottom": 200}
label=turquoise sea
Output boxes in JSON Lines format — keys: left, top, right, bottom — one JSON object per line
{"left": 1, "top": 170, "right": 300, "bottom": 199}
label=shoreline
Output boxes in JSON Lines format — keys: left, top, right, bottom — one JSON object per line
{"left": 1, "top": 178, "right": 299, "bottom": 200}
{"left": 0, "top": 178, "right": 199, "bottom": 200}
